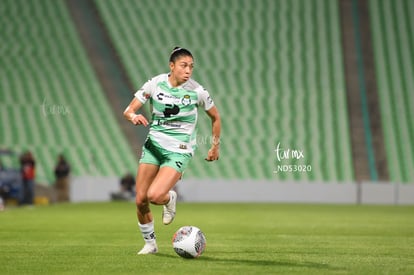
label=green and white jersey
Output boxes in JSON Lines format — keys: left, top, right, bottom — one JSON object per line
{"left": 135, "top": 73, "right": 214, "bottom": 154}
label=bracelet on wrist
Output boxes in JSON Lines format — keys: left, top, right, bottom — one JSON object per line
{"left": 130, "top": 113, "right": 137, "bottom": 121}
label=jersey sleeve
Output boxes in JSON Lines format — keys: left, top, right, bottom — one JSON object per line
{"left": 198, "top": 87, "right": 215, "bottom": 111}
{"left": 134, "top": 78, "right": 155, "bottom": 104}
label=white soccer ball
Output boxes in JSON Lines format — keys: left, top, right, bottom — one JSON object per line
{"left": 172, "top": 226, "right": 206, "bottom": 258}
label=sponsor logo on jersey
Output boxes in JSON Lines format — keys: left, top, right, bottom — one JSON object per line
{"left": 156, "top": 119, "right": 182, "bottom": 128}
{"left": 156, "top": 92, "right": 179, "bottom": 101}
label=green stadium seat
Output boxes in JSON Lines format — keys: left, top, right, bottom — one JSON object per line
{"left": 369, "top": 0, "right": 414, "bottom": 183}
{"left": 0, "top": 0, "right": 137, "bottom": 183}
{"left": 95, "top": 0, "right": 353, "bottom": 181}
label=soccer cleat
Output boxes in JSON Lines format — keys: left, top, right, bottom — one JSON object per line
{"left": 137, "top": 243, "right": 158, "bottom": 255}
{"left": 162, "top": 190, "right": 177, "bottom": 225}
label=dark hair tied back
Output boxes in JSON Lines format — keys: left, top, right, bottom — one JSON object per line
{"left": 169, "top": 46, "right": 193, "bottom": 63}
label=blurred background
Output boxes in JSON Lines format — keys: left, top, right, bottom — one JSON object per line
{"left": 0, "top": 0, "right": 413, "bottom": 205}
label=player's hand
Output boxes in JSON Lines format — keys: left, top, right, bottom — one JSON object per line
{"left": 205, "top": 146, "right": 219, "bottom": 161}
{"left": 131, "top": 114, "right": 149, "bottom": 126}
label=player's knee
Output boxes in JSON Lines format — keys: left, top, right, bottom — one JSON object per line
{"left": 135, "top": 193, "right": 148, "bottom": 207}
{"left": 147, "top": 189, "right": 166, "bottom": 205}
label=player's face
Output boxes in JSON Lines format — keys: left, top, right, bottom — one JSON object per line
{"left": 169, "top": 55, "right": 194, "bottom": 86}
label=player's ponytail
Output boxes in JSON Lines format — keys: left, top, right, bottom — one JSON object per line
{"left": 169, "top": 47, "right": 193, "bottom": 63}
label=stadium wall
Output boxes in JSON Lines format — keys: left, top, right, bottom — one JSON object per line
{"left": 70, "top": 177, "right": 414, "bottom": 205}
{"left": 70, "top": 176, "right": 119, "bottom": 203}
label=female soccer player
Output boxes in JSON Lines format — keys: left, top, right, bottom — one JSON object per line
{"left": 123, "top": 47, "right": 221, "bottom": 254}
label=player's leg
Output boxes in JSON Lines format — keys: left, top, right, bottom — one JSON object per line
{"left": 147, "top": 166, "right": 181, "bottom": 225}
{"left": 135, "top": 163, "right": 159, "bottom": 254}
{"left": 136, "top": 163, "right": 159, "bottom": 223}
{"left": 146, "top": 166, "right": 181, "bottom": 205}
{"left": 148, "top": 151, "right": 192, "bottom": 224}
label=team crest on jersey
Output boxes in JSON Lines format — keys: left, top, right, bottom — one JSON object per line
{"left": 181, "top": 94, "right": 191, "bottom": 106}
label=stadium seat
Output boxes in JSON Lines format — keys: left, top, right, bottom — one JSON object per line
{"left": 0, "top": 0, "right": 137, "bottom": 183}
{"left": 95, "top": 0, "right": 353, "bottom": 181}
{"left": 369, "top": 0, "right": 414, "bottom": 183}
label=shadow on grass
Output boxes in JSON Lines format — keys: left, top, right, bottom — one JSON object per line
{"left": 155, "top": 252, "right": 338, "bottom": 271}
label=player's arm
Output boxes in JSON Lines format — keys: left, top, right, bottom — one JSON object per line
{"left": 123, "top": 98, "right": 149, "bottom": 126}
{"left": 205, "top": 106, "right": 221, "bottom": 161}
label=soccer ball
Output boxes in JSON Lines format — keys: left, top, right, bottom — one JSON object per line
{"left": 172, "top": 226, "right": 206, "bottom": 258}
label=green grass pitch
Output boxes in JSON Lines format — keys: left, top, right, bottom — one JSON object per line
{"left": 1, "top": 202, "right": 413, "bottom": 274}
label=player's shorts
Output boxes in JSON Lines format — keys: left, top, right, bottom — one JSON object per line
{"left": 139, "top": 138, "right": 192, "bottom": 173}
